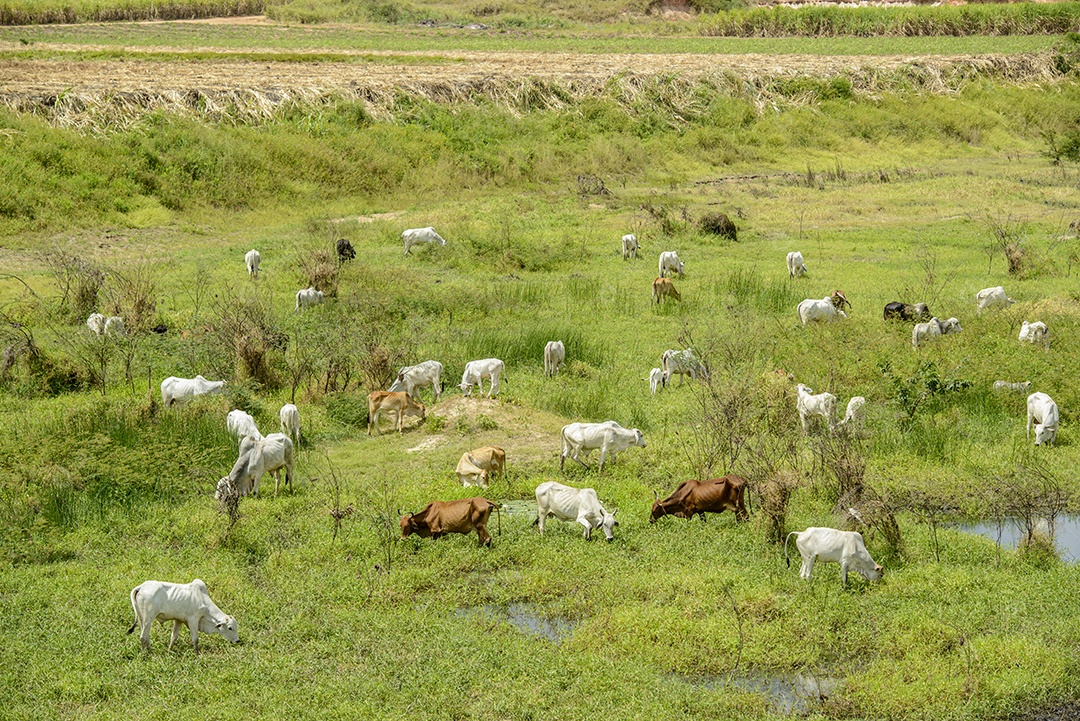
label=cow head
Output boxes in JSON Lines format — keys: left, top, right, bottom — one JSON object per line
{"left": 649, "top": 499, "right": 667, "bottom": 524}
{"left": 214, "top": 616, "right": 240, "bottom": 644}
{"left": 1035, "top": 423, "right": 1056, "bottom": 446}
{"left": 913, "top": 303, "right": 930, "bottom": 320}
{"left": 400, "top": 513, "right": 417, "bottom": 538}
{"left": 632, "top": 429, "right": 646, "bottom": 448}
{"left": 859, "top": 563, "right": 884, "bottom": 583}
{"left": 600, "top": 508, "right": 618, "bottom": 541}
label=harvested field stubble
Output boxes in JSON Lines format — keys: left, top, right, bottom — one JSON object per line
{"left": 0, "top": 50, "right": 1069, "bottom": 130}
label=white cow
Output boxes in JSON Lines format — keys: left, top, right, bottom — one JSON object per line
{"left": 785, "top": 527, "right": 883, "bottom": 586}
{"left": 226, "top": 409, "right": 262, "bottom": 446}
{"left": 459, "top": 358, "right": 504, "bottom": 398}
{"left": 796, "top": 383, "right": 836, "bottom": 433}
{"left": 621, "top": 233, "right": 639, "bottom": 260}
{"left": 295, "top": 287, "right": 324, "bottom": 311}
{"left": 658, "top": 251, "right": 685, "bottom": 279}
{"left": 976, "top": 286, "right": 1014, "bottom": 313}
{"left": 161, "top": 375, "right": 226, "bottom": 407}
{"left": 649, "top": 367, "right": 666, "bottom": 395}
{"left": 560, "top": 420, "right": 646, "bottom": 472}
{"left": 840, "top": 396, "right": 866, "bottom": 429}
{"left": 279, "top": 403, "right": 301, "bottom": 446}
{"left": 535, "top": 481, "right": 618, "bottom": 541}
{"left": 661, "top": 349, "right": 706, "bottom": 386}
{"left": 86, "top": 313, "right": 105, "bottom": 335}
{"left": 1027, "top": 392, "right": 1059, "bottom": 446}
{"left": 912, "top": 317, "right": 962, "bottom": 349}
{"left": 544, "top": 341, "right": 565, "bottom": 377}
{"left": 388, "top": 360, "right": 444, "bottom": 404}
{"left": 245, "top": 249, "right": 260, "bottom": 279}
{"left": 797, "top": 297, "right": 847, "bottom": 326}
{"left": 994, "top": 380, "right": 1031, "bottom": 393}
{"left": 1018, "top": 321, "right": 1049, "bottom": 349}
{"left": 786, "top": 251, "right": 807, "bottom": 278}
{"left": 218, "top": 432, "right": 295, "bottom": 497}
{"left": 104, "top": 316, "right": 126, "bottom": 337}
{"left": 127, "top": 579, "right": 239, "bottom": 652}
{"left": 402, "top": 226, "right": 446, "bottom": 256}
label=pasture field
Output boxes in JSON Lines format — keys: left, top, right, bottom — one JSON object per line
{"left": 3, "top": 15, "right": 1080, "bottom": 721}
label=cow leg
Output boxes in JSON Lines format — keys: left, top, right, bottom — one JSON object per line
{"left": 169, "top": 620, "right": 182, "bottom": 650}
{"left": 800, "top": 554, "right": 814, "bottom": 581}
{"left": 188, "top": 620, "right": 200, "bottom": 652}
{"left": 578, "top": 518, "right": 592, "bottom": 540}
{"left": 252, "top": 472, "right": 260, "bottom": 498}
{"left": 140, "top": 619, "right": 152, "bottom": 650}
{"left": 598, "top": 448, "right": 607, "bottom": 473}
{"left": 840, "top": 562, "right": 849, "bottom": 587}
{"left": 477, "top": 523, "right": 492, "bottom": 546}
{"left": 537, "top": 510, "right": 546, "bottom": 535}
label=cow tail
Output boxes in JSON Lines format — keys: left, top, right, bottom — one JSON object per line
{"left": 495, "top": 503, "right": 502, "bottom": 537}
{"left": 127, "top": 586, "right": 140, "bottom": 635}
{"left": 784, "top": 531, "right": 799, "bottom": 568}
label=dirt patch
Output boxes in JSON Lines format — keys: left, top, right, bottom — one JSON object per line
{"left": 406, "top": 435, "right": 448, "bottom": 453}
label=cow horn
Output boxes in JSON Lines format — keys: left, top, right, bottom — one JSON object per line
{"left": 652, "top": 490, "right": 658, "bottom": 500}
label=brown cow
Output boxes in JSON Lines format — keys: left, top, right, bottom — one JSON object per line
{"left": 455, "top": 446, "right": 506, "bottom": 488}
{"left": 650, "top": 476, "right": 749, "bottom": 523}
{"left": 400, "top": 497, "right": 500, "bottom": 546}
{"left": 652, "top": 277, "right": 681, "bottom": 304}
{"left": 367, "top": 391, "right": 425, "bottom": 436}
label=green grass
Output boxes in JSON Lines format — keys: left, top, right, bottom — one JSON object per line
{"left": 4, "top": 31, "right": 1080, "bottom": 719}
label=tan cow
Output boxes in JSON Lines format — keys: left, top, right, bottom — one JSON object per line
{"left": 367, "top": 391, "right": 426, "bottom": 436}
{"left": 652, "top": 277, "right": 681, "bottom": 304}
{"left": 400, "top": 497, "right": 500, "bottom": 546}
{"left": 455, "top": 446, "right": 506, "bottom": 488}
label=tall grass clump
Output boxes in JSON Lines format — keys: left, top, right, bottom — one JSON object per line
{"left": 699, "top": 3, "right": 1080, "bottom": 37}
{"left": 453, "top": 324, "right": 611, "bottom": 369}
{"left": 719, "top": 268, "right": 802, "bottom": 314}
{"left": 0, "top": 0, "right": 263, "bottom": 24}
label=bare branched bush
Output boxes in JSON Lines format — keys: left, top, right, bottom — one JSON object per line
{"left": 357, "top": 470, "right": 403, "bottom": 573}
{"left": 216, "top": 484, "right": 241, "bottom": 544}
{"left": 980, "top": 214, "right": 1027, "bottom": 276}
{"left": 837, "top": 484, "right": 903, "bottom": 556}
{"left": 43, "top": 248, "right": 105, "bottom": 323}
{"left": 212, "top": 291, "right": 284, "bottom": 388}
{"left": 297, "top": 246, "right": 339, "bottom": 297}
{"left": 812, "top": 432, "right": 868, "bottom": 505}
{"left": 103, "top": 261, "right": 159, "bottom": 333}
{"left": 982, "top": 457, "right": 1074, "bottom": 557}
{"left": 756, "top": 469, "right": 800, "bottom": 544}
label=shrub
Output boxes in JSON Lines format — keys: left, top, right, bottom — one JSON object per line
{"left": 699, "top": 211, "right": 738, "bottom": 240}
{"left": 325, "top": 393, "right": 368, "bottom": 428}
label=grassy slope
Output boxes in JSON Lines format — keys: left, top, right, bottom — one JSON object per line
{"left": 3, "top": 23, "right": 1080, "bottom": 721}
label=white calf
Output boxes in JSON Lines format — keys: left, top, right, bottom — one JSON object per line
{"left": 279, "top": 403, "right": 301, "bottom": 446}
{"left": 104, "top": 316, "right": 126, "bottom": 337}
{"left": 649, "top": 367, "right": 666, "bottom": 395}
{"left": 295, "top": 287, "right": 324, "bottom": 311}
{"left": 219, "top": 432, "right": 295, "bottom": 497}
{"left": 389, "top": 360, "right": 444, "bottom": 404}
{"left": 661, "top": 349, "right": 706, "bottom": 385}
{"left": 796, "top": 383, "right": 836, "bottom": 432}
{"left": 87, "top": 313, "right": 105, "bottom": 335}
{"left": 402, "top": 227, "right": 446, "bottom": 256}
{"left": 1027, "top": 392, "right": 1059, "bottom": 446}
{"left": 912, "top": 317, "right": 962, "bottom": 349}
{"left": 840, "top": 396, "right": 866, "bottom": 429}
{"left": 245, "top": 249, "right": 260, "bottom": 279}
{"left": 161, "top": 375, "right": 226, "bottom": 407}
{"left": 459, "top": 358, "right": 505, "bottom": 398}
{"left": 658, "top": 250, "right": 685, "bottom": 278}
{"left": 994, "top": 380, "right": 1031, "bottom": 393}
{"left": 127, "top": 579, "right": 239, "bottom": 652}
{"left": 785, "top": 527, "right": 883, "bottom": 586}
{"left": 226, "top": 409, "right": 262, "bottom": 447}
{"left": 976, "top": 286, "right": 1014, "bottom": 313}
{"left": 544, "top": 341, "right": 566, "bottom": 377}
{"left": 621, "top": 233, "right": 639, "bottom": 260}
{"left": 1018, "top": 321, "right": 1049, "bottom": 349}
{"left": 797, "top": 297, "right": 847, "bottom": 326}
{"left": 786, "top": 251, "right": 807, "bottom": 278}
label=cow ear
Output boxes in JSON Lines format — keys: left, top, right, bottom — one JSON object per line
{"left": 215, "top": 621, "right": 224, "bottom": 629}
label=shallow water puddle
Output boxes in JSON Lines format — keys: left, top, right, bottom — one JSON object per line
{"left": 956, "top": 514, "right": 1080, "bottom": 561}
{"left": 456, "top": 602, "right": 578, "bottom": 643}
{"left": 675, "top": 670, "right": 841, "bottom": 715}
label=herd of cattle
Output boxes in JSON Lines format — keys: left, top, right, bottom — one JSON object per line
{"left": 120, "top": 229, "right": 1058, "bottom": 651}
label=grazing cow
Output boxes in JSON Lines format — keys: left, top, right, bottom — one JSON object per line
{"left": 87, "top": 313, "right": 105, "bottom": 336}
{"left": 976, "top": 286, "right": 1014, "bottom": 313}
{"left": 649, "top": 367, "right": 666, "bottom": 395}
{"left": 883, "top": 301, "right": 930, "bottom": 322}
{"left": 455, "top": 446, "right": 506, "bottom": 488}
{"left": 658, "top": 251, "right": 685, "bottom": 279}
{"left": 1018, "top": 321, "right": 1049, "bottom": 349}
{"left": 1027, "top": 392, "right": 1059, "bottom": 446}
{"left": 912, "top": 317, "right": 962, "bottom": 349}
{"left": 829, "top": 290, "right": 851, "bottom": 312}
{"left": 796, "top": 383, "right": 836, "bottom": 433}
{"left": 389, "top": 360, "right": 444, "bottom": 404}
{"left": 797, "top": 297, "right": 848, "bottom": 326}
{"left": 560, "top": 420, "right": 646, "bottom": 472}
{"left": 336, "top": 238, "right": 356, "bottom": 262}
{"left": 661, "top": 348, "right": 706, "bottom": 385}
{"left": 400, "top": 497, "right": 499, "bottom": 546}
{"left": 161, "top": 375, "right": 226, "bottom": 407}
{"left": 785, "top": 527, "right": 883, "bottom": 586}
{"left": 652, "top": 277, "right": 681, "bottom": 304}
{"left": 295, "top": 287, "right": 324, "bottom": 311}
{"left": 402, "top": 227, "right": 446, "bottom": 256}
{"left": 245, "top": 249, "right": 260, "bottom": 279}
{"left": 621, "top": 233, "right": 639, "bottom": 260}
{"left": 218, "top": 432, "right": 295, "bottom": 497}
{"left": 544, "top": 341, "right": 566, "bottom": 377}
{"left": 650, "top": 476, "right": 748, "bottom": 523}
{"left": 127, "top": 579, "right": 239, "bottom": 653}
{"left": 279, "top": 403, "right": 301, "bottom": 446}
{"left": 367, "top": 391, "right": 425, "bottom": 436}
{"left": 535, "top": 481, "right": 618, "bottom": 541}
{"left": 994, "top": 380, "right": 1031, "bottom": 393}
{"left": 104, "top": 316, "right": 125, "bottom": 337}
{"left": 459, "top": 358, "right": 504, "bottom": 398}
{"left": 226, "top": 409, "right": 262, "bottom": 447}
{"left": 839, "top": 396, "right": 866, "bottom": 429}
{"left": 786, "top": 251, "right": 807, "bottom": 278}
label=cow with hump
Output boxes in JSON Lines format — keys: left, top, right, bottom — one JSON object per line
{"left": 400, "top": 497, "right": 500, "bottom": 546}
{"left": 560, "top": 420, "right": 645, "bottom": 472}
{"left": 785, "top": 527, "right": 883, "bottom": 586}
{"left": 535, "top": 481, "right": 618, "bottom": 541}
{"left": 127, "top": 578, "right": 239, "bottom": 653}
{"left": 650, "top": 475, "right": 749, "bottom": 523}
